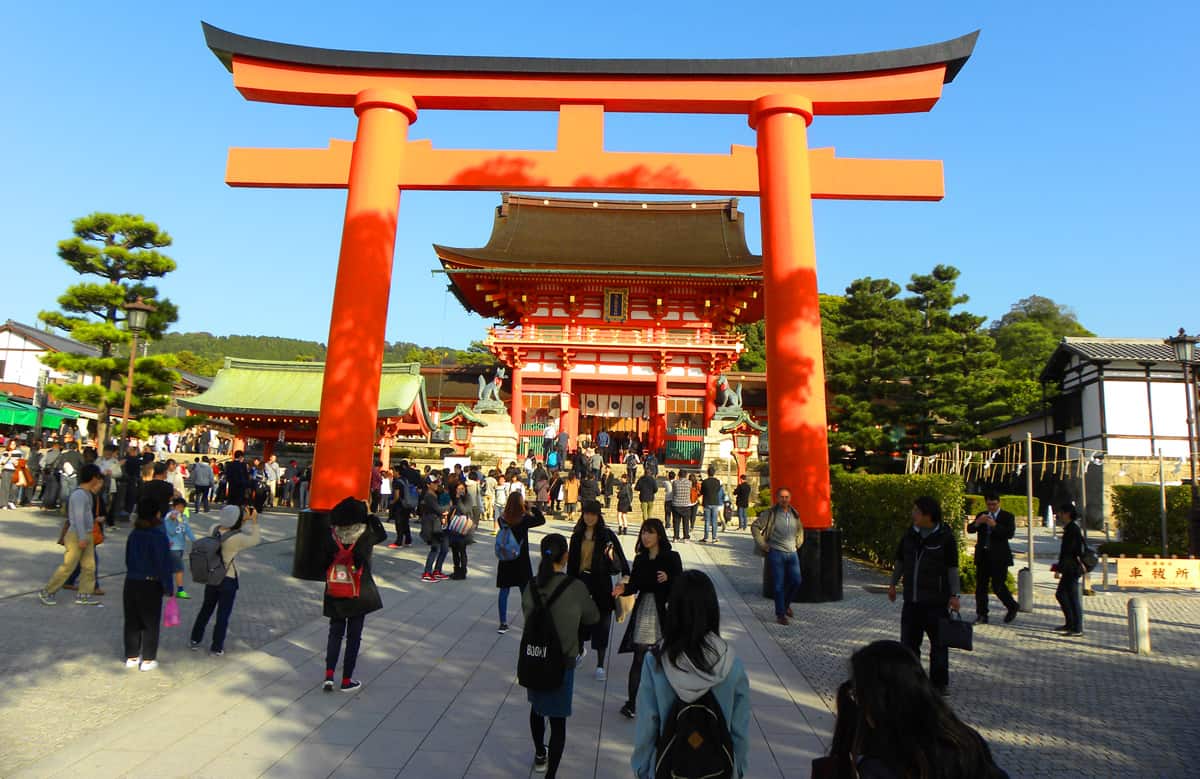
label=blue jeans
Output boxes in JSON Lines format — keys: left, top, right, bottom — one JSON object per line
{"left": 424, "top": 535, "right": 449, "bottom": 574}
{"left": 737, "top": 506, "right": 748, "bottom": 530}
{"left": 498, "top": 582, "right": 527, "bottom": 624}
{"left": 767, "top": 549, "right": 802, "bottom": 617}
{"left": 191, "top": 577, "right": 239, "bottom": 651}
{"left": 703, "top": 505, "right": 721, "bottom": 540}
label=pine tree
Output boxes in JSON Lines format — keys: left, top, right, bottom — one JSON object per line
{"left": 39, "top": 213, "right": 179, "bottom": 444}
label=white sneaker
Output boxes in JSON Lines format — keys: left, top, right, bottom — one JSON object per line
{"left": 139, "top": 660, "right": 158, "bottom": 672}
{"left": 576, "top": 647, "right": 588, "bottom": 668}
{"left": 6, "top": 502, "right": 15, "bottom": 509}
{"left": 125, "top": 658, "right": 140, "bottom": 669}
{"left": 595, "top": 667, "right": 606, "bottom": 681}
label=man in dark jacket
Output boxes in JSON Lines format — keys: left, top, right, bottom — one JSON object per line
{"left": 967, "top": 491, "right": 1019, "bottom": 624}
{"left": 888, "top": 495, "right": 960, "bottom": 693}
{"left": 635, "top": 471, "right": 658, "bottom": 522}
{"left": 223, "top": 451, "right": 250, "bottom": 506}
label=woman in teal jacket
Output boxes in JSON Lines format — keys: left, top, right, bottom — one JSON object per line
{"left": 632, "top": 570, "right": 750, "bottom": 778}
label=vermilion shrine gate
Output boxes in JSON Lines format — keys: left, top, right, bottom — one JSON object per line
{"left": 202, "top": 23, "right": 976, "bottom": 553}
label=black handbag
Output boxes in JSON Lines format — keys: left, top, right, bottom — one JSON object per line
{"left": 938, "top": 610, "right": 974, "bottom": 651}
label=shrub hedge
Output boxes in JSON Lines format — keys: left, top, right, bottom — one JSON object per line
{"left": 831, "top": 472, "right": 965, "bottom": 567}
{"left": 1097, "top": 541, "right": 1162, "bottom": 557}
{"left": 1111, "top": 485, "right": 1191, "bottom": 553}
{"left": 964, "top": 494, "right": 1041, "bottom": 520}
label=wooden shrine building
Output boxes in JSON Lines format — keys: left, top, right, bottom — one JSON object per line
{"left": 181, "top": 358, "right": 435, "bottom": 463}
{"left": 436, "top": 195, "right": 764, "bottom": 465}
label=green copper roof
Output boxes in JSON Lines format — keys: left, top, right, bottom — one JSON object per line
{"left": 179, "top": 358, "right": 434, "bottom": 426}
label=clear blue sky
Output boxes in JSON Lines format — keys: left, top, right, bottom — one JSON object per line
{"left": 5, "top": 1, "right": 1197, "bottom": 349}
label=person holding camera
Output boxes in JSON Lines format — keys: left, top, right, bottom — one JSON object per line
{"left": 189, "top": 504, "right": 261, "bottom": 655}
{"left": 967, "top": 492, "right": 1019, "bottom": 625}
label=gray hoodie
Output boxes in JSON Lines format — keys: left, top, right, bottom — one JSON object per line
{"left": 662, "top": 633, "right": 736, "bottom": 703}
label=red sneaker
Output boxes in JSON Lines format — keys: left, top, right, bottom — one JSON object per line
{"left": 387, "top": 543, "right": 402, "bottom": 549}
{"left": 433, "top": 572, "right": 450, "bottom": 581}
{"left": 421, "top": 572, "right": 436, "bottom": 583}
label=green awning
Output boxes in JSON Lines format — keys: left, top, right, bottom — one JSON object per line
{"left": 0, "top": 396, "right": 78, "bottom": 428}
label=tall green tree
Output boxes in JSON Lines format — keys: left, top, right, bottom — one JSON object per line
{"left": 989, "top": 295, "right": 1093, "bottom": 382}
{"left": 39, "top": 213, "right": 179, "bottom": 443}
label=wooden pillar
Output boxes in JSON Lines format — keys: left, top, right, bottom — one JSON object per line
{"left": 750, "top": 94, "right": 832, "bottom": 529}
{"left": 704, "top": 374, "right": 717, "bottom": 429}
{"left": 262, "top": 437, "right": 275, "bottom": 461}
{"left": 560, "top": 368, "right": 575, "bottom": 450}
{"left": 510, "top": 365, "right": 524, "bottom": 430}
{"left": 308, "top": 89, "right": 416, "bottom": 511}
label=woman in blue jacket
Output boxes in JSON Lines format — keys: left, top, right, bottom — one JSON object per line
{"left": 631, "top": 569, "right": 750, "bottom": 779}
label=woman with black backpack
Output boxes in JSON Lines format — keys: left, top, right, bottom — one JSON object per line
{"left": 631, "top": 570, "right": 750, "bottom": 779}
{"left": 495, "top": 491, "right": 545, "bottom": 634}
{"left": 520, "top": 533, "right": 599, "bottom": 777}
{"left": 567, "top": 499, "right": 630, "bottom": 681}
{"left": 321, "top": 497, "right": 387, "bottom": 692}
{"left": 612, "top": 517, "right": 683, "bottom": 719}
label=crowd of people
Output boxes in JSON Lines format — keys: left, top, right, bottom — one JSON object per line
{"left": 13, "top": 431, "right": 1098, "bottom": 777}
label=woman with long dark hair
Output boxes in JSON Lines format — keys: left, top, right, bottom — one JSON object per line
{"left": 616, "top": 473, "right": 634, "bottom": 535}
{"left": 447, "top": 481, "right": 476, "bottom": 580}
{"left": 837, "top": 640, "right": 1007, "bottom": 778}
{"left": 631, "top": 570, "right": 749, "bottom": 778}
{"left": 496, "top": 490, "right": 546, "bottom": 633}
{"left": 521, "top": 533, "right": 600, "bottom": 777}
{"left": 612, "top": 517, "right": 682, "bottom": 719}
{"left": 321, "top": 497, "right": 387, "bottom": 692}
{"left": 567, "top": 499, "right": 630, "bottom": 680}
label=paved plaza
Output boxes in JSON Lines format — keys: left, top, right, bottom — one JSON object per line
{"left": 2, "top": 506, "right": 1198, "bottom": 778}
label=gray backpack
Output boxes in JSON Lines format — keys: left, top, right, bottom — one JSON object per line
{"left": 189, "top": 527, "right": 238, "bottom": 585}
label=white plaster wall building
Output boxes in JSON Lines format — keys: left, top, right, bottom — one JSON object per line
{"left": 1040, "top": 337, "right": 1198, "bottom": 459}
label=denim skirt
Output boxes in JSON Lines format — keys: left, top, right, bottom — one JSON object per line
{"left": 526, "top": 667, "right": 575, "bottom": 718}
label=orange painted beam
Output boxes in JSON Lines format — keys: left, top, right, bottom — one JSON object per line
{"left": 226, "top": 141, "right": 942, "bottom": 200}
{"left": 231, "top": 56, "right": 948, "bottom": 116}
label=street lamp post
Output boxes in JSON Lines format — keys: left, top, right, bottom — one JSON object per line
{"left": 1166, "top": 328, "right": 1200, "bottom": 556}
{"left": 118, "top": 297, "right": 155, "bottom": 454}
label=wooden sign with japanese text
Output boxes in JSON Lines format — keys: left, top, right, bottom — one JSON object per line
{"left": 1116, "top": 558, "right": 1200, "bottom": 588}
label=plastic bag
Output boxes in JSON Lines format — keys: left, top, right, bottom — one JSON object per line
{"left": 162, "top": 596, "right": 180, "bottom": 627}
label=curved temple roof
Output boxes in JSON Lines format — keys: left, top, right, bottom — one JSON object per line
{"left": 202, "top": 23, "right": 977, "bottom": 84}
{"left": 180, "top": 358, "right": 436, "bottom": 431}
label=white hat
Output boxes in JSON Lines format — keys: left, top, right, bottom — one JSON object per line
{"left": 220, "top": 505, "right": 241, "bottom": 525}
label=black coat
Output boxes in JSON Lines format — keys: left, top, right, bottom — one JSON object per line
{"left": 321, "top": 515, "right": 387, "bottom": 619}
{"left": 617, "top": 483, "right": 634, "bottom": 513}
{"left": 894, "top": 523, "right": 958, "bottom": 606}
{"left": 1057, "top": 520, "right": 1084, "bottom": 576}
{"left": 567, "top": 526, "right": 631, "bottom": 612}
{"left": 618, "top": 548, "right": 683, "bottom": 653}
{"left": 968, "top": 509, "right": 1016, "bottom": 567}
{"left": 495, "top": 508, "right": 546, "bottom": 589}
{"left": 418, "top": 490, "right": 444, "bottom": 544}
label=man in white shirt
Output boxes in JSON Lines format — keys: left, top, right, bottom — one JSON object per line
{"left": 263, "top": 454, "right": 281, "bottom": 508}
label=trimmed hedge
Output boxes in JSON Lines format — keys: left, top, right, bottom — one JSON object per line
{"left": 964, "top": 494, "right": 1041, "bottom": 520}
{"left": 831, "top": 472, "right": 965, "bottom": 567}
{"left": 1111, "top": 485, "right": 1190, "bottom": 553}
{"left": 1097, "top": 541, "right": 1162, "bottom": 557}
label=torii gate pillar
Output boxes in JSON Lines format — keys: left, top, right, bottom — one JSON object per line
{"left": 751, "top": 95, "right": 832, "bottom": 527}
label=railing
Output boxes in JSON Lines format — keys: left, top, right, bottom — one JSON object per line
{"left": 518, "top": 422, "right": 549, "bottom": 457}
{"left": 488, "top": 326, "right": 743, "bottom": 350}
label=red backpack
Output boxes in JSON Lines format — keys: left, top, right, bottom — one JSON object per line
{"left": 326, "top": 530, "right": 362, "bottom": 599}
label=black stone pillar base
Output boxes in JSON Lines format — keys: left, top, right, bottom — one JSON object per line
{"left": 293, "top": 509, "right": 332, "bottom": 581}
{"left": 760, "top": 528, "right": 844, "bottom": 603}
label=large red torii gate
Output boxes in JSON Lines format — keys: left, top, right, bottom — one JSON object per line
{"left": 202, "top": 23, "right": 976, "bottom": 534}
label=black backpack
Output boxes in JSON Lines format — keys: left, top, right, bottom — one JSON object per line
{"left": 517, "top": 578, "right": 572, "bottom": 691}
{"left": 655, "top": 685, "right": 735, "bottom": 779}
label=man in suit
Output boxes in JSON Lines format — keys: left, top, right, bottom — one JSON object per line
{"left": 968, "top": 491, "right": 1019, "bottom": 624}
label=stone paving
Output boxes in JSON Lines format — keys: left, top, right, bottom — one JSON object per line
{"left": 5, "top": 502, "right": 1199, "bottom": 778}
{"left": 703, "top": 526, "right": 1200, "bottom": 779}
{"left": 6, "top": 511, "right": 822, "bottom": 778}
